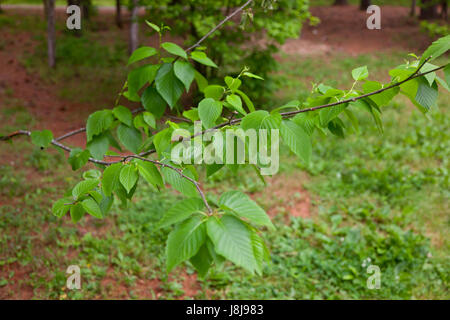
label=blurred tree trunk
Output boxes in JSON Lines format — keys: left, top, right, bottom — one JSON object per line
{"left": 333, "top": 0, "right": 348, "bottom": 5}
{"left": 441, "top": 0, "right": 447, "bottom": 20}
{"left": 81, "top": 0, "right": 91, "bottom": 21}
{"left": 129, "top": 0, "right": 139, "bottom": 55}
{"left": 45, "top": 0, "right": 56, "bottom": 68}
{"left": 419, "top": 0, "right": 439, "bottom": 19}
{"left": 410, "top": 0, "right": 416, "bottom": 16}
{"left": 360, "top": 0, "right": 371, "bottom": 10}
{"left": 116, "top": 0, "right": 123, "bottom": 28}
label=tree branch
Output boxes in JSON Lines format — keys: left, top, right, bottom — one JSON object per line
{"left": 185, "top": 0, "right": 254, "bottom": 52}
{"left": 121, "top": 155, "right": 213, "bottom": 214}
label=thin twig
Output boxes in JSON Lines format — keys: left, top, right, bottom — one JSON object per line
{"left": 124, "top": 155, "right": 213, "bottom": 214}
{"left": 185, "top": 0, "right": 254, "bottom": 52}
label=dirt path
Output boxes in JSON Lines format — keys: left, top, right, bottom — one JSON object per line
{"left": 282, "top": 5, "right": 432, "bottom": 56}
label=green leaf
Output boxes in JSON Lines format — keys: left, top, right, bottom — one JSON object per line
{"left": 86, "top": 110, "right": 114, "bottom": 142}
{"left": 128, "top": 46, "right": 158, "bottom": 65}
{"left": 87, "top": 133, "right": 109, "bottom": 160}
{"left": 241, "top": 110, "right": 281, "bottom": 130}
{"left": 128, "top": 64, "right": 160, "bottom": 97}
{"left": 183, "top": 109, "right": 199, "bottom": 122}
{"left": 206, "top": 163, "right": 224, "bottom": 177}
{"left": 344, "top": 108, "right": 360, "bottom": 133}
{"left": 204, "top": 85, "right": 225, "bottom": 100}
{"left": 141, "top": 86, "right": 167, "bottom": 119}
{"left": 219, "top": 191, "right": 274, "bottom": 229}
{"left": 242, "top": 72, "right": 264, "bottom": 80}
{"left": 102, "top": 162, "right": 122, "bottom": 196}
{"left": 351, "top": 66, "right": 369, "bottom": 81}
{"left": 158, "top": 198, "right": 204, "bottom": 229}
{"left": 415, "top": 77, "right": 438, "bottom": 111}
{"left": 72, "top": 179, "right": 99, "bottom": 200}
{"left": 190, "top": 244, "right": 212, "bottom": 278}
{"left": 250, "top": 229, "right": 266, "bottom": 275}
{"left": 81, "top": 198, "right": 103, "bottom": 218}
{"left": 198, "top": 98, "right": 223, "bottom": 129}
{"left": 436, "top": 76, "right": 449, "bottom": 92}
{"left": 155, "top": 63, "right": 184, "bottom": 108}
{"left": 235, "top": 89, "right": 255, "bottom": 112}
{"left": 292, "top": 113, "right": 316, "bottom": 136}
{"left": 99, "top": 194, "right": 113, "bottom": 216}
{"left": 70, "top": 203, "right": 84, "bottom": 223}
{"left": 174, "top": 60, "right": 195, "bottom": 91}
{"left": 206, "top": 215, "right": 259, "bottom": 274}
{"left": 31, "top": 130, "right": 53, "bottom": 148}
{"left": 224, "top": 76, "right": 242, "bottom": 93}
{"left": 153, "top": 128, "right": 172, "bottom": 157}
{"left": 420, "top": 35, "right": 450, "bottom": 63}
{"left": 82, "top": 169, "right": 101, "bottom": 180}
{"left": 145, "top": 20, "right": 160, "bottom": 33}
{"left": 194, "top": 70, "right": 208, "bottom": 92}
{"left": 280, "top": 120, "right": 312, "bottom": 164}
{"left": 271, "top": 100, "right": 300, "bottom": 114}
{"left": 328, "top": 117, "right": 346, "bottom": 137}
{"left": 161, "top": 165, "right": 198, "bottom": 197}
{"left": 445, "top": 64, "right": 449, "bottom": 87}
{"left": 119, "top": 165, "right": 139, "bottom": 193}
{"left": 142, "top": 112, "right": 156, "bottom": 129}
{"left": 113, "top": 105, "right": 133, "bottom": 127}
{"left": 136, "top": 159, "right": 164, "bottom": 189}
{"left": 319, "top": 103, "right": 348, "bottom": 127}
{"left": 166, "top": 216, "right": 206, "bottom": 272}
{"left": 68, "top": 148, "right": 90, "bottom": 171}
{"left": 117, "top": 123, "right": 142, "bottom": 154}
{"left": 362, "top": 81, "right": 399, "bottom": 107}
{"left": 190, "top": 51, "right": 218, "bottom": 68}
{"left": 133, "top": 114, "right": 149, "bottom": 134}
{"left": 161, "top": 42, "right": 188, "bottom": 60}
{"left": 226, "top": 94, "right": 246, "bottom": 115}
{"left": 52, "top": 198, "right": 72, "bottom": 218}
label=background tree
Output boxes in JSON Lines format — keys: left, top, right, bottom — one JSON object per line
{"left": 116, "top": 0, "right": 123, "bottom": 28}
{"left": 45, "top": 0, "right": 56, "bottom": 68}
{"left": 419, "top": 0, "right": 440, "bottom": 19}
{"left": 410, "top": 0, "right": 417, "bottom": 16}
{"left": 360, "top": 0, "right": 371, "bottom": 10}
{"left": 333, "top": 0, "right": 348, "bottom": 5}
{"left": 129, "top": 0, "right": 139, "bottom": 54}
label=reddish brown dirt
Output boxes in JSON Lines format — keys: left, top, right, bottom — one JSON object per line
{"left": 0, "top": 31, "right": 91, "bottom": 147}
{"left": 282, "top": 5, "right": 433, "bottom": 56}
{"left": 251, "top": 171, "right": 311, "bottom": 223}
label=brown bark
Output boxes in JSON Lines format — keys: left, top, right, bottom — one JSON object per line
{"left": 128, "top": 0, "right": 139, "bottom": 55}
{"left": 419, "top": 0, "right": 440, "bottom": 20}
{"left": 46, "top": 0, "right": 56, "bottom": 68}
{"left": 116, "top": 0, "right": 123, "bottom": 28}
{"left": 333, "top": 0, "right": 348, "bottom": 5}
{"left": 410, "top": 0, "right": 416, "bottom": 16}
{"left": 360, "top": 0, "right": 371, "bottom": 10}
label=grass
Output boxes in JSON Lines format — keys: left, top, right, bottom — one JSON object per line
{"left": 0, "top": 10, "right": 449, "bottom": 299}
